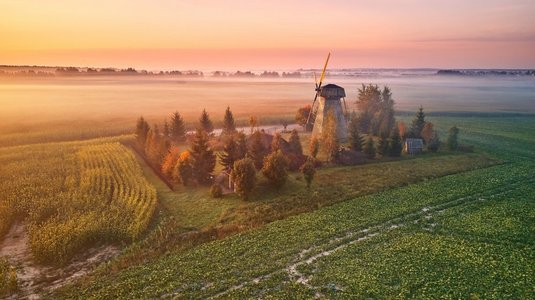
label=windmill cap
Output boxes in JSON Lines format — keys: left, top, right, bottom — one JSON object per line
{"left": 320, "top": 83, "right": 346, "bottom": 98}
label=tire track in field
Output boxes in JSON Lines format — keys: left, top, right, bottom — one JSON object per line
{"left": 206, "top": 179, "right": 530, "bottom": 299}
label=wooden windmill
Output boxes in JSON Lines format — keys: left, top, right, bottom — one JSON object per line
{"left": 305, "top": 53, "right": 348, "bottom": 141}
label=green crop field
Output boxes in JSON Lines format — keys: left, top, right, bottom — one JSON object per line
{"left": 54, "top": 117, "right": 535, "bottom": 299}
{"left": 0, "top": 136, "right": 157, "bottom": 265}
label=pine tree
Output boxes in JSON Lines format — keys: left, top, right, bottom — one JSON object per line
{"left": 388, "top": 126, "right": 403, "bottom": 157}
{"left": 363, "top": 135, "right": 376, "bottom": 159}
{"left": 447, "top": 126, "right": 459, "bottom": 151}
{"left": 190, "top": 128, "right": 216, "bottom": 184}
{"left": 163, "top": 119, "right": 170, "bottom": 139}
{"left": 348, "top": 117, "right": 364, "bottom": 151}
{"left": 377, "top": 135, "right": 389, "bottom": 157}
{"left": 231, "top": 158, "right": 256, "bottom": 200}
{"left": 222, "top": 106, "right": 236, "bottom": 136}
{"left": 170, "top": 111, "right": 186, "bottom": 143}
{"left": 235, "top": 132, "right": 248, "bottom": 161}
{"left": 135, "top": 116, "right": 150, "bottom": 148}
{"left": 288, "top": 129, "right": 303, "bottom": 156}
{"left": 261, "top": 150, "right": 289, "bottom": 187}
{"left": 321, "top": 109, "right": 339, "bottom": 162}
{"left": 199, "top": 109, "right": 214, "bottom": 134}
{"left": 248, "top": 132, "right": 267, "bottom": 170}
{"left": 410, "top": 106, "right": 426, "bottom": 138}
{"left": 218, "top": 135, "right": 237, "bottom": 170}
{"left": 309, "top": 136, "right": 319, "bottom": 158}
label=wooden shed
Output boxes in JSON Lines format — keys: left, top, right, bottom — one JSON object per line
{"left": 404, "top": 138, "right": 424, "bottom": 155}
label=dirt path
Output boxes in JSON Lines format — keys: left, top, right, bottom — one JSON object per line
{"left": 0, "top": 223, "right": 120, "bottom": 299}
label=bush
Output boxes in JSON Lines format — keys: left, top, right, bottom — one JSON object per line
{"left": 175, "top": 151, "right": 193, "bottom": 185}
{"left": 261, "top": 150, "right": 289, "bottom": 187}
{"left": 231, "top": 158, "right": 257, "bottom": 200}
{"left": 300, "top": 160, "right": 316, "bottom": 188}
{"left": 210, "top": 184, "right": 223, "bottom": 198}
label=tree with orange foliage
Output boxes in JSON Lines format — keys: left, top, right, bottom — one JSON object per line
{"left": 174, "top": 151, "right": 193, "bottom": 185}
{"left": 398, "top": 121, "right": 407, "bottom": 141}
{"left": 421, "top": 122, "right": 434, "bottom": 145}
{"left": 161, "top": 147, "right": 181, "bottom": 179}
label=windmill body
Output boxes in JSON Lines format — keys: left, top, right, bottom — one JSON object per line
{"left": 311, "top": 84, "right": 348, "bottom": 141}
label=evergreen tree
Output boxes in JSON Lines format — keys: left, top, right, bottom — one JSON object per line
{"left": 199, "top": 109, "right": 214, "bottom": 134}
{"left": 163, "top": 119, "right": 170, "bottom": 139}
{"left": 218, "top": 135, "right": 237, "bottom": 170}
{"left": 135, "top": 116, "right": 150, "bottom": 148}
{"left": 309, "top": 136, "right": 319, "bottom": 158}
{"left": 288, "top": 129, "right": 303, "bottom": 156}
{"left": 388, "top": 126, "right": 403, "bottom": 157}
{"left": 170, "top": 111, "right": 186, "bottom": 143}
{"left": 235, "top": 132, "right": 248, "bottom": 160}
{"left": 363, "top": 135, "right": 376, "bottom": 159}
{"left": 377, "top": 135, "right": 389, "bottom": 157}
{"left": 300, "top": 159, "right": 316, "bottom": 188}
{"left": 248, "top": 132, "right": 267, "bottom": 169}
{"left": 222, "top": 106, "right": 237, "bottom": 136}
{"left": 447, "top": 126, "right": 459, "bottom": 151}
{"left": 271, "top": 132, "right": 285, "bottom": 152}
{"left": 261, "top": 150, "right": 289, "bottom": 187}
{"left": 321, "top": 109, "right": 339, "bottom": 162}
{"left": 232, "top": 158, "right": 256, "bottom": 200}
{"left": 348, "top": 116, "right": 364, "bottom": 151}
{"left": 410, "top": 106, "right": 426, "bottom": 138}
{"left": 190, "top": 128, "right": 216, "bottom": 184}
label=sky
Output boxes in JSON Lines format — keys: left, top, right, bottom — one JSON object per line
{"left": 1, "top": 0, "right": 534, "bottom": 70}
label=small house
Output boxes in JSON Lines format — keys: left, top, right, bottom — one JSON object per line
{"left": 405, "top": 138, "right": 423, "bottom": 155}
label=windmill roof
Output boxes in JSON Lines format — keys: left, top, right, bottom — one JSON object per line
{"left": 322, "top": 83, "right": 343, "bottom": 89}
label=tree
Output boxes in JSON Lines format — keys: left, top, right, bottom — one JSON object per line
{"left": 261, "top": 150, "right": 289, "bottom": 187}
{"left": 248, "top": 132, "right": 267, "bottom": 169}
{"left": 190, "top": 128, "right": 216, "bottom": 184}
{"left": 161, "top": 147, "right": 181, "bottom": 179}
{"left": 218, "top": 135, "right": 237, "bottom": 170}
{"left": 398, "top": 120, "right": 408, "bottom": 141}
{"left": 363, "top": 135, "right": 376, "bottom": 159}
{"left": 288, "top": 129, "right": 303, "bottom": 156}
{"left": 388, "top": 126, "right": 403, "bottom": 157}
{"left": 321, "top": 109, "right": 339, "bottom": 162}
{"left": 135, "top": 116, "right": 150, "bottom": 148}
{"left": 249, "top": 116, "right": 258, "bottom": 134}
{"left": 410, "top": 106, "right": 426, "bottom": 138}
{"left": 174, "top": 151, "right": 193, "bottom": 185}
{"left": 447, "top": 126, "right": 459, "bottom": 151}
{"left": 222, "top": 106, "right": 236, "bottom": 136}
{"left": 377, "top": 135, "right": 389, "bottom": 157}
{"left": 232, "top": 158, "right": 256, "bottom": 200}
{"left": 427, "top": 130, "right": 440, "bottom": 152}
{"left": 170, "top": 111, "right": 186, "bottom": 143}
{"left": 199, "top": 109, "right": 214, "bottom": 134}
{"left": 348, "top": 116, "right": 364, "bottom": 151}
{"left": 300, "top": 160, "right": 316, "bottom": 188}
{"left": 295, "top": 105, "right": 312, "bottom": 128}
{"left": 309, "top": 136, "right": 319, "bottom": 158}
{"left": 271, "top": 132, "right": 285, "bottom": 153}
{"left": 421, "top": 122, "right": 434, "bottom": 145}
{"left": 163, "top": 119, "right": 170, "bottom": 139}
{"left": 235, "top": 132, "right": 248, "bottom": 160}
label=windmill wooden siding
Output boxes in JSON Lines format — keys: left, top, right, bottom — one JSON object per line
{"left": 311, "top": 84, "right": 348, "bottom": 141}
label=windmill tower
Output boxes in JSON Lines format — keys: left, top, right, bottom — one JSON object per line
{"left": 306, "top": 53, "right": 348, "bottom": 141}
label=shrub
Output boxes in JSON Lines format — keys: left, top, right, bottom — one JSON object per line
{"left": 300, "top": 160, "right": 316, "bottom": 188}
{"left": 232, "top": 158, "right": 257, "bottom": 200}
{"left": 261, "top": 150, "right": 289, "bottom": 187}
{"left": 210, "top": 184, "right": 223, "bottom": 198}
{"left": 175, "top": 151, "right": 193, "bottom": 185}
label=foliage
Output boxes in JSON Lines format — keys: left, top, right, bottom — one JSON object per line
{"left": 309, "top": 136, "right": 319, "bottom": 158}
{"left": 261, "top": 150, "right": 289, "bottom": 187}
{"left": 210, "top": 184, "right": 223, "bottom": 199}
{"left": 421, "top": 121, "right": 434, "bottom": 144}
{"left": 170, "top": 111, "right": 186, "bottom": 143}
{"left": 300, "top": 160, "right": 316, "bottom": 188}
{"left": 388, "top": 126, "right": 403, "bottom": 157}
{"left": 410, "top": 106, "right": 426, "bottom": 138}
{"left": 175, "top": 151, "right": 193, "bottom": 186}
{"left": 135, "top": 116, "right": 150, "bottom": 148}
{"left": 231, "top": 158, "right": 257, "bottom": 200}
{"left": 249, "top": 116, "right": 258, "bottom": 134}
{"left": 271, "top": 132, "right": 285, "bottom": 153}
{"left": 218, "top": 135, "right": 237, "bottom": 170}
{"left": 321, "top": 109, "right": 339, "bottom": 162}
{"left": 363, "top": 135, "right": 376, "bottom": 159}
{"left": 199, "top": 109, "right": 214, "bottom": 135}
{"left": 377, "top": 135, "right": 389, "bottom": 157}
{"left": 447, "top": 126, "right": 460, "bottom": 151}
{"left": 222, "top": 106, "right": 237, "bottom": 136}
{"left": 288, "top": 129, "right": 303, "bottom": 156}
{"left": 348, "top": 116, "right": 364, "bottom": 151}
{"left": 295, "top": 105, "right": 312, "bottom": 128}
{"left": 355, "top": 84, "right": 395, "bottom": 135}
{"left": 145, "top": 125, "right": 168, "bottom": 165}
{"left": 235, "top": 132, "right": 248, "bottom": 161}
{"left": 427, "top": 130, "right": 440, "bottom": 152}
{"left": 189, "top": 129, "right": 216, "bottom": 184}
{"left": 161, "top": 147, "right": 181, "bottom": 179}
{"left": 398, "top": 120, "right": 407, "bottom": 141}
{"left": 248, "top": 132, "right": 267, "bottom": 170}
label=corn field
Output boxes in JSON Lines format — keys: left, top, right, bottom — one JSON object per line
{"left": 0, "top": 138, "right": 157, "bottom": 265}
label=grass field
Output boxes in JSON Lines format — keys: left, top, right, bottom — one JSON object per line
{"left": 0, "top": 258, "right": 17, "bottom": 296}
{"left": 0, "top": 136, "right": 157, "bottom": 265}
{"left": 53, "top": 116, "right": 535, "bottom": 298}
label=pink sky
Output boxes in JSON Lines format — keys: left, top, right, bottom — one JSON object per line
{"left": 1, "top": 0, "right": 534, "bottom": 70}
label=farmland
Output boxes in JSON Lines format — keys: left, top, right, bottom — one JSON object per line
{"left": 53, "top": 116, "right": 535, "bottom": 298}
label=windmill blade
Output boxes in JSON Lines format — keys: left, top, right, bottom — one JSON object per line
{"left": 318, "top": 52, "right": 331, "bottom": 87}
{"left": 306, "top": 91, "right": 320, "bottom": 126}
